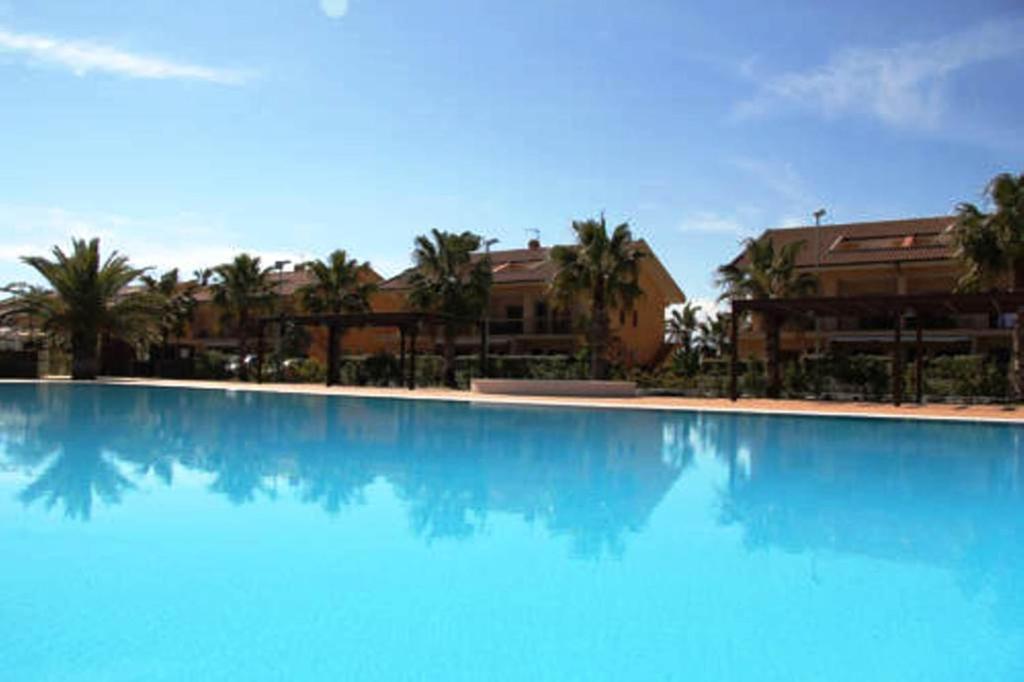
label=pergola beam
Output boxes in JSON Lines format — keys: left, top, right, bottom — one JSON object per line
{"left": 728, "top": 290, "right": 1024, "bottom": 403}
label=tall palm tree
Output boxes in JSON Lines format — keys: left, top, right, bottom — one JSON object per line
{"left": 298, "top": 250, "right": 378, "bottom": 385}
{"left": 209, "top": 254, "right": 273, "bottom": 380}
{"left": 550, "top": 216, "right": 644, "bottom": 380}
{"left": 2, "top": 238, "right": 157, "bottom": 379}
{"left": 408, "top": 230, "right": 492, "bottom": 388}
{"left": 140, "top": 268, "right": 197, "bottom": 366}
{"left": 954, "top": 172, "right": 1024, "bottom": 395}
{"left": 716, "top": 237, "right": 817, "bottom": 397}
{"left": 298, "top": 250, "right": 377, "bottom": 314}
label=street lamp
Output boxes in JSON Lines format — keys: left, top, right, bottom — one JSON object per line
{"left": 812, "top": 209, "right": 827, "bottom": 367}
{"left": 482, "top": 238, "right": 499, "bottom": 376}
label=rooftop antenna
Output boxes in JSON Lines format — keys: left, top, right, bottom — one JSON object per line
{"left": 525, "top": 228, "right": 541, "bottom": 248}
{"left": 813, "top": 209, "right": 827, "bottom": 269}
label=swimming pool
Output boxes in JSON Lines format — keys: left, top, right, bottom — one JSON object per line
{"left": 1, "top": 383, "right": 1022, "bottom": 680}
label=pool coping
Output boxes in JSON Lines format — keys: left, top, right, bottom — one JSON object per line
{"left": 4, "top": 377, "right": 1023, "bottom": 425}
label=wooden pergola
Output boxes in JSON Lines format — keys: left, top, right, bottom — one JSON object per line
{"left": 254, "top": 311, "right": 487, "bottom": 389}
{"left": 728, "top": 291, "right": 1024, "bottom": 405}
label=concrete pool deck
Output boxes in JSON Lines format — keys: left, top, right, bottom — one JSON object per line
{"left": 6, "top": 377, "right": 1023, "bottom": 424}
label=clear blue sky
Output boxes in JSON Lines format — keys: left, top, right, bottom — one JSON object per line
{"left": 1, "top": 0, "right": 1021, "bottom": 304}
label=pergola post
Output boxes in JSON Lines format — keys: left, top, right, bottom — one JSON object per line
{"left": 729, "top": 301, "right": 739, "bottom": 401}
{"left": 255, "top": 322, "right": 265, "bottom": 384}
{"left": 915, "top": 314, "right": 924, "bottom": 404}
{"left": 478, "top": 320, "right": 488, "bottom": 378}
{"left": 326, "top": 323, "right": 338, "bottom": 387}
{"left": 399, "top": 326, "right": 406, "bottom": 386}
{"left": 893, "top": 309, "right": 904, "bottom": 406}
{"left": 1015, "top": 306, "right": 1024, "bottom": 401}
{"left": 408, "top": 326, "right": 418, "bottom": 390}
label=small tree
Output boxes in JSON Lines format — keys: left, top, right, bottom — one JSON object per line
{"left": 667, "top": 302, "right": 701, "bottom": 353}
{"left": 408, "top": 230, "right": 492, "bottom": 388}
{"left": 717, "top": 237, "right": 817, "bottom": 398}
{"left": 668, "top": 302, "right": 701, "bottom": 377}
{"left": 550, "top": 216, "right": 644, "bottom": 380}
{"left": 141, "top": 268, "right": 198, "bottom": 366}
{"left": 697, "top": 311, "right": 731, "bottom": 359}
{"left": 3, "top": 238, "right": 157, "bottom": 380}
{"left": 209, "top": 254, "right": 273, "bottom": 380}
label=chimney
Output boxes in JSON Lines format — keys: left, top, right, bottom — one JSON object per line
{"left": 527, "top": 238, "right": 541, "bottom": 250}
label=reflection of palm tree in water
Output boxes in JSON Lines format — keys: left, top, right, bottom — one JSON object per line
{"left": 0, "top": 385, "right": 693, "bottom": 559}
{"left": 2, "top": 385, "right": 135, "bottom": 520}
{"left": 19, "top": 441, "right": 134, "bottom": 520}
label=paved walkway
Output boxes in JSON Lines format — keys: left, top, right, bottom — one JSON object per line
{"left": 28, "top": 377, "right": 1017, "bottom": 424}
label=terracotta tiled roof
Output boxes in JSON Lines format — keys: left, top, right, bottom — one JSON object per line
{"left": 734, "top": 216, "right": 958, "bottom": 268}
{"left": 192, "top": 267, "right": 381, "bottom": 302}
{"left": 382, "top": 245, "right": 557, "bottom": 290}
{"left": 382, "top": 240, "right": 685, "bottom": 303}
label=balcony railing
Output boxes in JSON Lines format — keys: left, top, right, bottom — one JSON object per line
{"left": 487, "top": 317, "right": 573, "bottom": 336}
{"left": 489, "top": 319, "right": 523, "bottom": 335}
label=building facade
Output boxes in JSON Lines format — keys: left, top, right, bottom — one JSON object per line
{"left": 728, "top": 217, "right": 1015, "bottom": 361}
{"left": 375, "top": 238, "right": 685, "bottom": 367}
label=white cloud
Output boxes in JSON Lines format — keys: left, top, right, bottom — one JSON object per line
{"left": 729, "top": 157, "right": 811, "bottom": 206}
{"left": 0, "top": 205, "right": 301, "bottom": 285}
{"left": 320, "top": 0, "right": 350, "bottom": 19}
{"left": 736, "top": 17, "right": 1024, "bottom": 128}
{"left": 678, "top": 211, "right": 747, "bottom": 235}
{"left": 666, "top": 298, "right": 724, "bottom": 323}
{"left": 0, "top": 26, "right": 250, "bottom": 84}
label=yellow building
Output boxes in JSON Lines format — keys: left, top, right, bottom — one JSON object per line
{"left": 185, "top": 265, "right": 386, "bottom": 360}
{"left": 375, "top": 238, "right": 685, "bottom": 367}
{"left": 728, "top": 216, "right": 1014, "bottom": 360}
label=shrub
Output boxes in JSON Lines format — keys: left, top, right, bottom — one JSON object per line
{"left": 283, "top": 358, "right": 326, "bottom": 384}
{"left": 926, "top": 355, "right": 1009, "bottom": 400}
{"left": 195, "top": 351, "right": 232, "bottom": 380}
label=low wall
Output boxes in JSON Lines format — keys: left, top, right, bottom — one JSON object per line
{"left": 470, "top": 378, "right": 637, "bottom": 398}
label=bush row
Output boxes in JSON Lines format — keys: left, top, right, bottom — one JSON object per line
{"left": 635, "top": 353, "right": 1012, "bottom": 401}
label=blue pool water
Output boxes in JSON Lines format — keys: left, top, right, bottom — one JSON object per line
{"left": 1, "top": 384, "right": 1022, "bottom": 681}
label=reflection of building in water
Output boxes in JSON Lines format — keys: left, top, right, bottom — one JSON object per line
{"left": 0, "top": 384, "right": 691, "bottom": 557}
{"left": 715, "top": 415, "right": 1024, "bottom": 624}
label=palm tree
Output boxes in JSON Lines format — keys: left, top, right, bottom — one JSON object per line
{"left": 298, "top": 249, "right": 378, "bottom": 385}
{"left": 209, "top": 254, "right": 273, "bottom": 380}
{"left": 140, "top": 268, "right": 197, "bottom": 368}
{"left": 298, "top": 250, "right": 377, "bottom": 314}
{"left": 550, "top": 216, "right": 644, "bottom": 380}
{"left": 667, "top": 302, "right": 701, "bottom": 353}
{"left": 954, "top": 172, "right": 1024, "bottom": 395}
{"left": 408, "top": 230, "right": 492, "bottom": 388}
{"left": 716, "top": 237, "right": 817, "bottom": 397}
{"left": 2, "top": 238, "right": 156, "bottom": 379}
{"left": 696, "top": 311, "right": 731, "bottom": 359}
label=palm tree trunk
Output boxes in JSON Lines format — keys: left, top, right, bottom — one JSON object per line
{"left": 764, "top": 313, "right": 782, "bottom": 398}
{"left": 1013, "top": 307, "right": 1023, "bottom": 400}
{"left": 238, "top": 310, "right": 250, "bottom": 382}
{"left": 443, "top": 323, "right": 456, "bottom": 388}
{"left": 71, "top": 331, "right": 99, "bottom": 380}
{"left": 590, "top": 304, "right": 610, "bottom": 380}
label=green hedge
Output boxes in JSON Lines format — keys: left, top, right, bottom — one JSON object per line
{"left": 636, "top": 352, "right": 1013, "bottom": 402}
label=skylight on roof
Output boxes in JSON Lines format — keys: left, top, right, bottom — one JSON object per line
{"left": 830, "top": 231, "right": 950, "bottom": 252}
